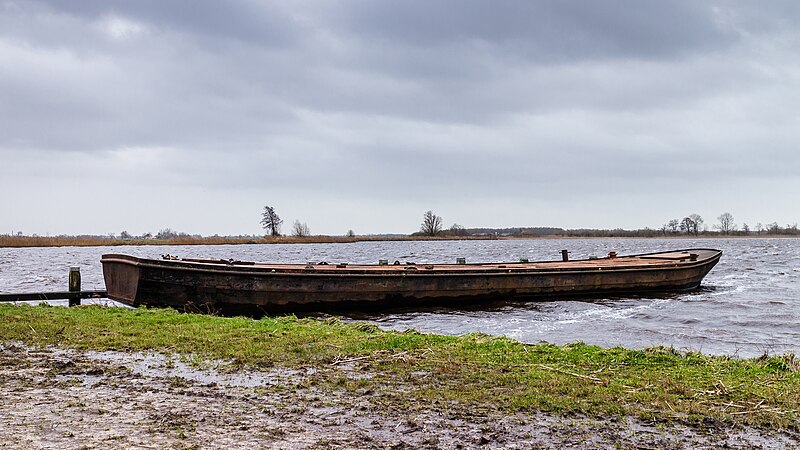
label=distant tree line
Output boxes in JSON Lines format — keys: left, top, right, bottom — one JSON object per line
{"left": 752, "top": 222, "right": 799, "bottom": 235}
{"left": 408, "top": 210, "right": 800, "bottom": 238}
{"left": 660, "top": 212, "right": 799, "bottom": 236}
{"left": 5, "top": 207, "right": 800, "bottom": 242}
{"left": 112, "top": 228, "right": 199, "bottom": 240}
{"left": 31, "top": 208, "right": 798, "bottom": 242}
{"left": 661, "top": 213, "right": 705, "bottom": 236}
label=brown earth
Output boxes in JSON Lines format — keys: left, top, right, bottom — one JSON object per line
{"left": 1, "top": 343, "right": 797, "bottom": 450}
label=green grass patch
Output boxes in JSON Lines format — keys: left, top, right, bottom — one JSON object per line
{"left": 1, "top": 304, "right": 798, "bottom": 429}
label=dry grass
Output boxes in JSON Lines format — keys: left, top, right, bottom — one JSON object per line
{"left": 0, "top": 235, "right": 260, "bottom": 247}
{"left": 0, "top": 235, "right": 494, "bottom": 248}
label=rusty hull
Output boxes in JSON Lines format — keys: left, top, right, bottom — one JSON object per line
{"left": 101, "top": 249, "right": 722, "bottom": 315}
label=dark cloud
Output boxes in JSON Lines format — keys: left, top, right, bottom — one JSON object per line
{"left": 335, "top": 0, "right": 735, "bottom": 60}
{"left": 29, "top": 0, "right": 300, "bottom": 47}
{"left": 1, "top": 1, "right": 799, "bottom": 234}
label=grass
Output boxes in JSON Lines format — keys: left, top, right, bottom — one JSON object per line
{"left": 1, "top": 304, "right": 798, "bottom": 430}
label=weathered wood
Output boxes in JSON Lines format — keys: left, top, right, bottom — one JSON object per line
{"left": 69, "top": 266, "right": 81, "bottom": 306}
{"left": 101, "top": 249, "right": 723, "bottom": 315}
{"left": 0, "top": 266, "right": 107, "bottom": 304}
{"left": 0, "top": 290, "right": 107, "bottom": 302}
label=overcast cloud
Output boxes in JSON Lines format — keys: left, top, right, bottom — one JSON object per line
{"left": 2, "top": 1, "right": 799, "bottom": 236}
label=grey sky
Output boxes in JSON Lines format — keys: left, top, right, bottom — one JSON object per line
{"left": 1, "top": 1, "right": 799, "bottom": 236}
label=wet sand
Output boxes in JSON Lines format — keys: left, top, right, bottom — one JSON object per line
{"left": 1, "top": 343, "right": 797, "bottom": 449}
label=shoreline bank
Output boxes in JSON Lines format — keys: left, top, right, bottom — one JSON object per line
{"left": 1, "top": 304, "right": 798, "bottom": 443}
{"left": 2, "top": 340, "right": 796, "bottom": 449}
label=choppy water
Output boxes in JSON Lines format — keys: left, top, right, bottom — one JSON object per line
{"left": 1, "top": 238, "right": 798, "bottom": 357}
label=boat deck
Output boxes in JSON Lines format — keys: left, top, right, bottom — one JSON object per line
{"left": 175, "top": 249, "right": 720, "bottom": 274}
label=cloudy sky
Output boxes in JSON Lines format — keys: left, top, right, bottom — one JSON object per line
{"left": 2, "top": 1, "right": 799, "bottom": 236}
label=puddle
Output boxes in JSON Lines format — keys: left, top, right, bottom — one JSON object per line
{"left": 84, "top": 349, "right": 307, "bottom": 388}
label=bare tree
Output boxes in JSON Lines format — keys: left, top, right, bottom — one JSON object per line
{"left": 715, "top": 212, "right": 736, "bottom": 235}
{"left": 291, "top": 220, "right": 310, "bottom": 237}
{"left": 755, "top": 222, "right": 763, "bottom": 235}
{"left": 260, "top": 205, "right": 283, "bottom": 236}
{"left": 688, "top": 214, "right": 704, "bottom": 235}
{"left": 741, "top": 223, "right": 750, "bottom": 235}
{"left": 767, "top": 222, "right": 780, "bottom": 234}
{"left": 449, "top": 223, "right": 467, "bottom": 236}
{"left": 680, "top": 217, "right": 696, "bottom": 235}
{"left": 667, "top": 219, "right": 679, "bottom": 234}
{"left": 346, "top": 229, "right": 356, "bottom": 237}
{"left": 420, "top": 210, "right": 443, "bottom": 236}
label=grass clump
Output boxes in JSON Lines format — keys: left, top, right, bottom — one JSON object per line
{"left": 1, "top": 304, "right": 798, "bottom": 429}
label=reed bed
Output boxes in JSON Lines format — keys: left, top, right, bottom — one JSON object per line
{"left": 0, "top": 235, "right": 495, "bottom": 248}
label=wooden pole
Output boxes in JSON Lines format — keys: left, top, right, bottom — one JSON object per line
{"left": 68, "top": 267, "right": 81, "bottom": 307}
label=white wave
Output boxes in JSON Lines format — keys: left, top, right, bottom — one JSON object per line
{"left": 555, "top": 299, "right": 669, "bottom": 325}
{"left": 710, "top": 284, "right": 746, "bottom": 296}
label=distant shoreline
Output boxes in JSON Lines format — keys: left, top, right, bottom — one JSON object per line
{"left": 0, "top": 235, "right": 495, "bottom": 248}
{"left": 1, "top": 233, "right": 797, "bottom": 248}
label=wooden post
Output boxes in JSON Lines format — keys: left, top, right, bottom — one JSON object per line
{"left": 68, "top": 267, "right": 81, "bottom": 307}
{"left": 561, "top": 250, "right": 569, "bottom": 262}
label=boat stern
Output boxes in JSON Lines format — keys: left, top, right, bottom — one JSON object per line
{"left": 101, "top": 254, "right": 142, "bottom": 306}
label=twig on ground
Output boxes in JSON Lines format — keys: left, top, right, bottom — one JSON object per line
{"left": 537, "top": 364, "right": 604, "bottom": 384}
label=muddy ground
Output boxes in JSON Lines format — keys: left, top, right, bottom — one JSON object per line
{"left": 0, "top": 343, "right": 797, "bottom": 450}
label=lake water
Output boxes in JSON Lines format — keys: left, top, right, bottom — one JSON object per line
{"left": 1, "top": 238, "right": 798, "bottom": 357}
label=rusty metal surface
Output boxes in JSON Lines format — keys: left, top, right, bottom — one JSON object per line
{"left": 101, "top": 249, "right": 722, "bottom": 315}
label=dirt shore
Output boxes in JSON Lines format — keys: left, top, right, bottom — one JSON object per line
{"left": 1, "top": 343, "right": 797, "bottom": 449}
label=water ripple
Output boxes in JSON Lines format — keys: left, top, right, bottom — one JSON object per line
{"left": 1, "top": 237, "right": 798, "bottom": 357}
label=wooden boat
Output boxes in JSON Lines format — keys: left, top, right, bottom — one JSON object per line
{"left": 101, "top": 249, "right": 721, "bottom": 315}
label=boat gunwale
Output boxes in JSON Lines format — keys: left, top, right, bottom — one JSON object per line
{"left": 100, "top": 249, "right": 722, "bottom": 279}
